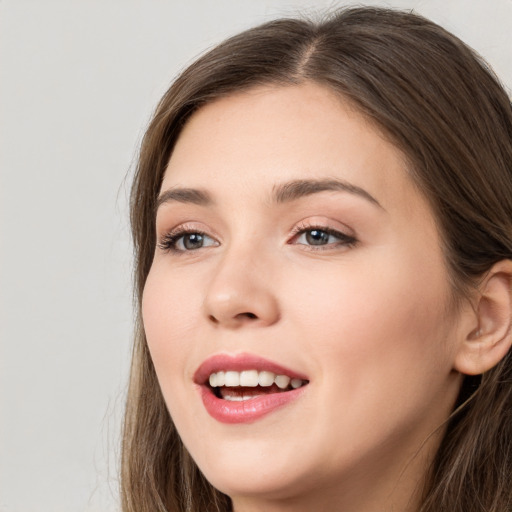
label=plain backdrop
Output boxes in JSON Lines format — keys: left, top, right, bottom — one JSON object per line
{"left": 1, "top": 1, "right": 511, "bottom": 511}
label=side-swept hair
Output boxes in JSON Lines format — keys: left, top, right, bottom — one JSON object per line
{"left": 123, "top": 7, "right": 512, "bottom": 511}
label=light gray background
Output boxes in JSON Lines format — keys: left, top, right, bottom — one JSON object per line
{"left": 1, "top": 1, "right": 511, "bottom": 511}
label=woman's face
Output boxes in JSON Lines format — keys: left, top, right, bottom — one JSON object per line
{"left": 143, "top": 83, "right": 465, "bottom": 510}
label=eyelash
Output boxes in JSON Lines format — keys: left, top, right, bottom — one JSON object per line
{"left": 289, "top": 223, "right": 357, "bottom": 251}
{"left": 158, "top": 227, "right": 213, "bottom": 253}
{"left": 157, "top": 224, "right": 357, "bottom": 253}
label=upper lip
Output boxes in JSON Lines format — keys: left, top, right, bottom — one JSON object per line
{"left": 193, "top": 352, "right": 309, "bottom": 385}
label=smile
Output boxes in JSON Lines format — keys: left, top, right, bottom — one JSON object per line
{"left": 195, "top": 354, "right": 309, "bottom": 423}
{"left": 209, "top": 370, "right": 306, "bottom": 399}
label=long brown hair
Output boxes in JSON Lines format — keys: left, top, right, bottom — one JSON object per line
{"left": 122, "top": 7, "right": 512, "bottom": 511}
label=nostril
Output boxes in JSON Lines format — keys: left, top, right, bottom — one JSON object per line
{"left": 239, "top": 312, "right": 257, "bottom": 319}
{"left": 207, "top": 312, "right": 258, "bottom": 325}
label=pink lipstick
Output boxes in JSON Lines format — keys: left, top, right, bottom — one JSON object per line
{"left": 194, "top": 353, "right": 309, "bottom": 424}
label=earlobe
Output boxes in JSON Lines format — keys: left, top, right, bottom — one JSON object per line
{"left": 454, "top": 260, "right": 512, "bottom": 376}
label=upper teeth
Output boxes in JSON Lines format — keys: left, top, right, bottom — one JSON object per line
{"left": 209, "top": 370, "right": 304, "bottom": 390}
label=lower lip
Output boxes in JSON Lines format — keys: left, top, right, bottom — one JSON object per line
{"left": 199, "top": 385, "right": 307, "bottom": 424}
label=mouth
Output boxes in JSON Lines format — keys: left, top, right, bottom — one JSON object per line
{"left": 195, "top": 354, "right": 309, "bottom": 423}
{"left": 208, "top": 370, "right": 307, "bottom": 401}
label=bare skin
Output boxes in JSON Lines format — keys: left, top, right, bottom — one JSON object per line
{"left": 143, "top": 83, "right": 485, "bottom": 511}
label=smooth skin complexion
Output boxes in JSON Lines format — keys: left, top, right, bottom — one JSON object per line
{"left": 142, "top": 83, "right": 511, "bottom": 512}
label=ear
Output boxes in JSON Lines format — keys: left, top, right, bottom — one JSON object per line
{"left": 454, "top": 260, "right": 512, "bottom": 376}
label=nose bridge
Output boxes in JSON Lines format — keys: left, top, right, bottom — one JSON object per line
{"left": 203, "top": 236, "right": 280, "bottom": 328}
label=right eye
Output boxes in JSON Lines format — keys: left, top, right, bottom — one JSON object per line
{"left": 158, "top": 230, "right": 219, "bottom": 253}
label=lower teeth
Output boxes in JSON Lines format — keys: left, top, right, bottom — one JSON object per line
{"left": 215, "top": 383, "right": 305, "bottom": 401}
{"left": 223, "top": 394, "right": 255, "bottom": 402}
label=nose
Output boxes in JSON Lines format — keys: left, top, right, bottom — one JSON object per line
{"left": 203, "top": 247, "right": 280, "bottom": 329}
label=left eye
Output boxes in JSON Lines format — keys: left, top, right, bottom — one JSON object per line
{"left": 294, "top": 228, "right": 354, "bottom": 247}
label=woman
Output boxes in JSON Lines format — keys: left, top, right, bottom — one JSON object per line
{"left": 122, "top": 7, "right": 512, "bottom": 512}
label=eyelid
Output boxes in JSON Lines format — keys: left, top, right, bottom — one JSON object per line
{"left": 157, "top": 222, "right": 220, "bottom": 253}
{"left": 288, "top": 219, "right": 357, "bottom": 249}
{"left": 156, "top": 218, "right": 357, "bottom": 253}
{"left": 289, "top": 217, "right": 355, "bottom": 238}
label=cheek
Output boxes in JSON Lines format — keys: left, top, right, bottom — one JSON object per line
{"left": 278, "top": 251, "right": 458, "bottom": 459}
{"left": 284, "top": 247, "right": 454, "bottom": 390}
{"left": 141, "top": 266, "right": 199, "bottom": 382}
{"left": 293, "top": 257, "right": 443, "bottom": 328}
{"left": 141, "top": 265, "right": 211, "bottom": 437}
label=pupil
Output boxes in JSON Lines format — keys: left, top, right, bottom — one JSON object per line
{"left": 184, "top": 233, "right": 204, "bottom": 249}
{"left": 306, "top": 229, "right": 329, "bottom": 245}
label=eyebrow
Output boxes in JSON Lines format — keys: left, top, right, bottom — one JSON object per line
{"left": 156, "top": 188, "right": 213, "bottom": 211}
{"left": 272, "top": 178, "right": 383, "bottom": 208}
{"left": 156, "top": 178, "right": 383, "bottom": 211}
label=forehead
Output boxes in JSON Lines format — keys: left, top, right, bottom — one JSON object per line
{"left": 162, "top": 83, "right": 420, "bottom": 215}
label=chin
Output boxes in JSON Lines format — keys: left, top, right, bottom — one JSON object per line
{"left": 204, "top": 464, "right": 310, "bottom": 502}
{"left": 187, "top": 437, "right": 316, "bottom": 500}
